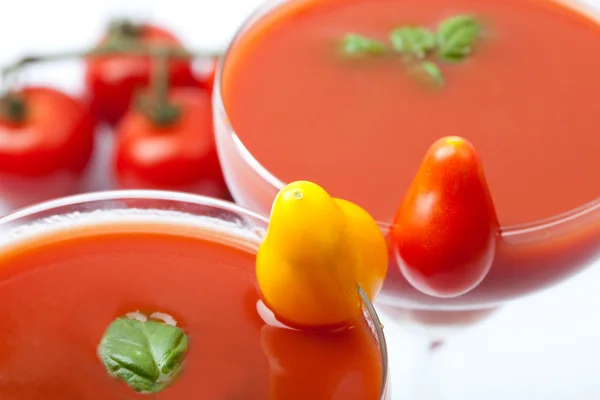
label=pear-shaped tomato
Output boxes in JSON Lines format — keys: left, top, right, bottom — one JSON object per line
{"left": 390, "top": 136, "right": 500, "bottom": 298}
{"left": 256, "top": 181, "right": 387, "bottom": 329}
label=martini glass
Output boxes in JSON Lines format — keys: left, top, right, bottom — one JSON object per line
{"left": 212, "top": 0, "right": 600, "bottom": 396}
{"left": 214, "top": 0, "right": 600, "bottom": 333}
{"left": 0, "top": 190, "right": 390, "bottom": 399}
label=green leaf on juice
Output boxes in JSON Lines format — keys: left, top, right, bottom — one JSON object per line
{"left": 341, "top": 34, "right": 387, "bottom": 56}
{"left": 389, "top": 26, "right": 436, "bottom": 59}
{"left": 98, "top": 317, "right": 188, "bottom": 394}
{"left": 437, "top": 15, "right": 481, "bottom": 61}
{"left": 339, "top": 13, "right": 485, "bottom": 88}
{"left": 419, "top": 61, "right": 445, "bottom": 87}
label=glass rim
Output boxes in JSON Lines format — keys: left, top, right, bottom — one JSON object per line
{"left": 0, "top": 189, "right": 270, "bottom": 226}
{"left": 214, "top": 0, "right": 600, "bottom": 237}
{"left": 0, "top": 189, "right": 390, "bottom": 399}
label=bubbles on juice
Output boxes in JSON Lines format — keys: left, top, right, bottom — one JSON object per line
{"left": 125, "top": 310, "right": 179, "bottom": 327}
{"left": 1, "top": 207, "right": 267, "bottom": 251}
{"left": 149, "top": 312, "right": 178, "bottom": 326}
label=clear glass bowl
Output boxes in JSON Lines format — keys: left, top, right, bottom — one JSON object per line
{"left": 212, "top": 0, "right": 600, "bottom": 340}
{"left": 0, "top": 190, "right": 390, "bottom": 399}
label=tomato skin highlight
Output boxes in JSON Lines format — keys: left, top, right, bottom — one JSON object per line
{"left": 0, "top": 87, "right": 95, "bottom": 207}
{"left": 84, "top": 24, "right": 195, "bottom": 126}
{"left": 390, "top": 136, "right": 500, "bottom": 298}
{"left": 113, "top": 87, "right": 227, "bottom": 198}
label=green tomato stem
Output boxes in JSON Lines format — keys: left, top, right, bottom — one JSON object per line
{"left": 108, "top": 18, "right": 145, "bottom": 39}
{"left": 143, "top": 46, "right": 182, "bottom": 127}
{"left": 0, "top": 94, "right": 27, "bottom": 123}
{"left": 0, "top": 42, "right": 220, "bottom": 96}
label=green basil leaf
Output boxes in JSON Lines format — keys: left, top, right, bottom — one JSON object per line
{"left": 437, "top": 15, "right": 481, "bottom": 61}
{"left": 409, "top": 61, "right": 444, "bottom": 88}
{"left": 420, "top": 61, "right": 444, "bottom": 87}
{"left": 98, "top": 317, "right": 188, "bottom": 394}
{"left": 341, "top": 34, "right": 387, "bottom": 56}
{"left": 389, "top": 26, "right": 436, "bottom": 59}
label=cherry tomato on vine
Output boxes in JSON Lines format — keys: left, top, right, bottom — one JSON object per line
{"left": 390, "top": 136, "right": 500, "bottom": 298}
{"left": 0, "top": 87, "right": 95, "bottom": 208}
{"left": 113, "top": 87, "right": 228, "bottom": 198}
{"left": 85, "top": 22, "right": 195, "bottom": 126}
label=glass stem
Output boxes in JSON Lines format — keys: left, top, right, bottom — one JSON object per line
{"left": 413, "top": 339, "right": 444, "bottom": 400}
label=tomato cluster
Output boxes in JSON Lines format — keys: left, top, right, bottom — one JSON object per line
{"left": 0, "top": 21, "right": 226, "bottom": 210}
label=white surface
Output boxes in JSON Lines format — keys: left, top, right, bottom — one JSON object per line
{"left": 0, "top": 1, "right": 599, "bottom": 399}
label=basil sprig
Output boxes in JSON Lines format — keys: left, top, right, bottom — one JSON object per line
{"left": 341, "top": 14, "right": 482, "bottom": 88}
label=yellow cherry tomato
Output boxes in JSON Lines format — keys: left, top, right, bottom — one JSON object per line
{"left": 333, "top": 198, "right": 388, "bottom": 301}
{"left": 256, "top": 181, "right": 388, "bottom": 329}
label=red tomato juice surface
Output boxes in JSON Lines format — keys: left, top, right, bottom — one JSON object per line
{"left": 221, "top": 0, "right": 600, "bottom": 307}
{"left": 0, "top": 220, "right": 383, "bottom": 399}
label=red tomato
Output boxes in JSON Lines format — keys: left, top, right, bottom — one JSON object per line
{"left": 390, "top": 136, "right": 500, "bottom": 298}
{"left": 85, "top": 23, "right": 195, "bottom": 126}
{"left": 0, "top": 87, "right": 95, "bottom": 208}
{"left": 113, "top": 87, "right": 228, "bottom": 198}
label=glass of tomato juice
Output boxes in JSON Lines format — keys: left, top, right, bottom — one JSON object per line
{"left": 214, "top": 0, "right": 600, "bottom": 340}
{"left": 0, "top": 190, "right": 389, "bottom": 399}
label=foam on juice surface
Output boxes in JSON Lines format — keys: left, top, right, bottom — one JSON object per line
{"left": 0, "top": 208, "right": 267, "bottom": 253}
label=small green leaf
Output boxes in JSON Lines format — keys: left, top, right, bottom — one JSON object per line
{"left": 389, "top": 26, "right": 436, "bottom": 59}
{"left": 98, "top": 317, "right": 188, "bottom": 394}
{"left": 341, "top": 34, "right": 387, "bottom": 56}
{"left": 414, "top": 61, "right": 445, "bottom": 88}
{"left": 437, "top": 15, "right": 481, "bottom": 61}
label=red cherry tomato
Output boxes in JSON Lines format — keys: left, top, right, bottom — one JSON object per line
{"left": 85, "top": 23, "right": 195, "bottom": 126}
{"left": 113, "top": 87, "right": 228, "bottom": 198}
{"left": 390, "top": 136, "right": 500, "bottom": 298}
{"left": 0, "top": 87, "right": 95, "bottom": 208}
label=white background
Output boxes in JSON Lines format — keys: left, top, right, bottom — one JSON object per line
{"left": 0, "top": 1, "right": 599, "bottom": 399}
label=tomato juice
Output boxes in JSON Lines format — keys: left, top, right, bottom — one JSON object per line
{"left": 216, "top": 0, "right": 600, "bottom": 313}
{"left": 0, "top": 212, "right": 384, "bottom": 399}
